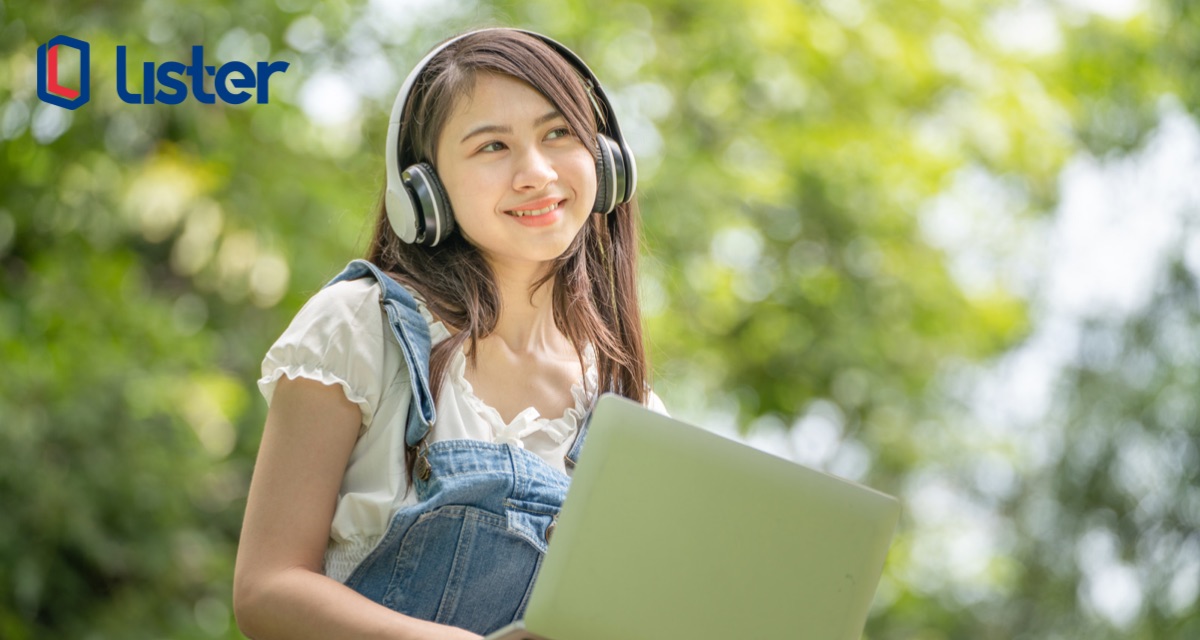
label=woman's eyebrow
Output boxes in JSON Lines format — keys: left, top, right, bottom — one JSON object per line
{"left": 460, "top": 110, "right": 563, "bottom": 144}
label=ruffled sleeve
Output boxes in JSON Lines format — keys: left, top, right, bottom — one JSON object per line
{"left": 646, "top": 389, "right": 669, "bottom": 417}
{"left": 257, "top": 279, "right": 388, "bottom": 432}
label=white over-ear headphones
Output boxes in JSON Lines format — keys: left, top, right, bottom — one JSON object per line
{"left": 384, "top": 28, "right": 638, "bottom": 246}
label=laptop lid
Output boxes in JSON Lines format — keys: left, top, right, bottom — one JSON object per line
{"left": 512, "top": 393, "right": 901, "bottom": 640}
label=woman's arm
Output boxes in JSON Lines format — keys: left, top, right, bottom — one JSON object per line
{"left": 233, "top": 376, "right": 482, "bottom": 640}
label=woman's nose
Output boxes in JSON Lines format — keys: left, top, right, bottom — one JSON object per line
{"left": 513, "top": 147, "right": 557, "bottom": 191}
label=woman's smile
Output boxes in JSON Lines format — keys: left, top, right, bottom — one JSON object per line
{"left": 505, "top": 196, "right": 567, "bottom": 226}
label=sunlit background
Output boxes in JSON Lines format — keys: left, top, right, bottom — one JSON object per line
{"left": 2, "top": 0, "right": 1197, "bottom": 637}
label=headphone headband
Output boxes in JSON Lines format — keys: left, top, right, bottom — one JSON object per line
{"left": 385, "top": 28, "right": 637, "bottom": 245}
{"left": 388, "top": 29, "right": 627, "bottom": 148}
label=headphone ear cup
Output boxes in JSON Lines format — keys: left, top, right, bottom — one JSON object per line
{"left": 386, "top": 177, "right": 421, "bottom": 243}
{"left": 616, "top": 136, "right": 636, "bottom": 204}
{"left": 593, "top": 135, "right": 619, "bottom": 214}
{"left": 402, "top": 163, "right": 456, "bottom": 246}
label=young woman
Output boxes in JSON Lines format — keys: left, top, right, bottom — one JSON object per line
{"left": 233, "top": 28, "right": 666, "bottom": 640}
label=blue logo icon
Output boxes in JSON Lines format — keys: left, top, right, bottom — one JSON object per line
{"left": 37, "top": 35, "right": 90, "bottom": 110}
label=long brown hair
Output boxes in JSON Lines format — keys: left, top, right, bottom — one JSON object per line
{"left": 366, "top": 29, "right": 648, "bottom": 427}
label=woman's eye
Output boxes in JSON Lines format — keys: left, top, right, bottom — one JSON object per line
{"left": 546, "top": 127, "right": 571, "bottom": 140}
{"left": 480, "top": 141, "right": 506, "bottom": 153}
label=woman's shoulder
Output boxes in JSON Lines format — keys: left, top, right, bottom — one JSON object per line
{"left": 295, "top": 272, "right": 447, "bottom": 342}
{"left": 261, "top": 278, "right": 391, "bottom": 374}
{"left": 299, "top": 277, "right": 382, "bottom": 322}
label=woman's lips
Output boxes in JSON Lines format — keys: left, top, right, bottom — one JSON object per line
{"left": 505, "top": 200, "right": 564, "bottom": 227}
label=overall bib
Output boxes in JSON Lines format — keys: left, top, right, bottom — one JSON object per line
{"left": 325, "top": 260, "right": 589, "bottom": 636}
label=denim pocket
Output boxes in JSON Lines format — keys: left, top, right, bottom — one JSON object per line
{"left": 382, "top": 505, "right": 543, "bottom": 635}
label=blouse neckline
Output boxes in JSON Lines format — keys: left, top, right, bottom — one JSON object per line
{"left": 416, "top": 295, "right": 597, "bottom": 446}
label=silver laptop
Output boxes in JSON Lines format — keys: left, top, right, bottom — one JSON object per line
{"left": 486, "top": 393, "right": 901, "bottom": 640}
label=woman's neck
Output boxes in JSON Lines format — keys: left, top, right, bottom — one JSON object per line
{"left": 486, "top": 260, "right": 568, "bottom": 357}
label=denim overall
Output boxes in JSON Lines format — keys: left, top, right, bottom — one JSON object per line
{"left": 324, "top": 260, "right": 590, "bottom": 635}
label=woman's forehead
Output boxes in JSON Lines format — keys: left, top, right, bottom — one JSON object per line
{"left": 444, "top": 73, "right": 559, "bottom": 131}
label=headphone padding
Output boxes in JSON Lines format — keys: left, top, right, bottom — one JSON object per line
{"left": 594, "top": 135, "right": 618, "bottom": 214}
{"left": 402, "top": 163, "right": 455, "bottom": 246}
{"left": 423, "top": 162, "right": 456, "bottom": 246}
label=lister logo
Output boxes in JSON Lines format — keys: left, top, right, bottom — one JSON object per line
{"left": 36, "top": 35, "right": 290, "bottom": 108}
{"left": 37, "top": 35, "right": 90, "bottom": 110}
{"left": 117, "top": 45, "right": 289, "bottom": 105}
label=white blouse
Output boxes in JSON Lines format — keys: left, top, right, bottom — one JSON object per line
{"left": 257, "top": 278, "right": 667, "bottom": 582}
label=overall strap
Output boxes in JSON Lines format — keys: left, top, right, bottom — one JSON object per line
{"left": 323, "top": 259, "right": 436, "bottom": 446}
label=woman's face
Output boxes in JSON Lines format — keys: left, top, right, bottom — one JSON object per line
{"left": 435, "top": 72, "right": 597, "bottom": 274}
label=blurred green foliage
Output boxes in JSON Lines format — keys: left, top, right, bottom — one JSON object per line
{"left": 1, "top": 0, "right": 1197, "bottom": 638}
